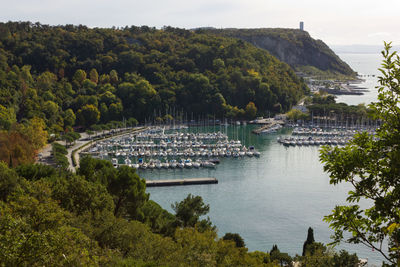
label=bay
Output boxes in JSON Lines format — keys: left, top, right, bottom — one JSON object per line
{"left": 143, "top": 54, "right": 386, "bottom": 265}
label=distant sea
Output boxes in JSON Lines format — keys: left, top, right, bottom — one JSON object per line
{"left": 144, "top": 53, "right": 386, "bottom": 265}
{"left": 335, "top": 52, "right": 382, "bottom": 105}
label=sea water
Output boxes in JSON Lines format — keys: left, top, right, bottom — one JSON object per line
{"left": 144, "top": 53, "right": 386, "bottom": 265}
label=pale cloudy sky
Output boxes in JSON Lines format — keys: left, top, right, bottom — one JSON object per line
{"left": 1, "top": 0, "right": 399, "bottom": 45}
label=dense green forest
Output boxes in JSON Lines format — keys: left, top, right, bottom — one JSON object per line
{"left": 0, "top": 157, "right": 359, "bottom": 266}
{"left": 0, "top": 21, "right": 308, "bottom": 135}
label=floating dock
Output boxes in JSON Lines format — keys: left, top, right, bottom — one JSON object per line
{"left": 146, "top": 177, "right": 218, "bottom": 187}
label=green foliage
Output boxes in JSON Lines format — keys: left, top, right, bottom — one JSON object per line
{"left": 296, "top": 242, "right": 359, "bottom": 267}
{"left": 269, "top": 244, "right": 292, "bottom": 266}
{"left": 0, "top": 161, "right": 22, "bottom": 201}
{"left": 0, "top": 180, "right": 102, "bottom": 266}
{"left": 141, "top": 200, "right": 176, "bottom": 236}
{"left": 286, "top": 108, "right": 308, "bottom": 121}
{"left": 303, "top": 227, "right": 315, "bottom": 256}
{"left": 223, "top": 232, "right": 246, "bottom": 248}
{"left": 172, "top": 193, "right": 213, "bottom": 230}
{"left": 15, "top": 163, "right": 57, "bottom": 181}
{"left": 63, "top": 108, "right": 76, "bottom": 128}
{"left": 109, "top": 165, "right": 149, "bottom": 220}
{"left": 76, "top": 104, "right": 100, "bottom": 127}
{"left": 332, "top": 250, "right": 359, "bottom": 267}
{"left": 0, "top": 105, "right": 16, "bottom": 130}
{"left": 245, "top": 101, "right": 257, "bottom": 119}
{"left": 311, "top": 92, "right": 336, "bottom": 104}
{"left": 50, "top": 175, "right": 114, "bottom": 215}
{"left": 0, "top": 154, "right": 364, "bottom": 266}
{"left": 52, "top": 142, "right": 69, "bottom": 169}
{"left": 0, "top": 21, "right": 307, "bottom": 132}
{"left": 320, "top": 43, "right": 400, "bottom": 265}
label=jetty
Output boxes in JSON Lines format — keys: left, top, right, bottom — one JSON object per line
{"left": 146, "top": 177, "right": 218, "bottom": 187}
{"left": 252, "top": 121, "right": 283, "bottom": 135}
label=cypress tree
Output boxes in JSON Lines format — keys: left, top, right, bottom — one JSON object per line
{"left": 302, "top": 227, "right": 315, "bottom": 256}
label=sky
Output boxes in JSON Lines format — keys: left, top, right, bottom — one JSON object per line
{"left": 1, "top": 0, "right": 399, "bottom": 46}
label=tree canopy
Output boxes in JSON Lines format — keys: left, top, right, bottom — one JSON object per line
{"left": 0, "top": 21, "right": 308, "bottom": 135}
{"left": 320, "top": 43, "right": 400, "bottom": 265}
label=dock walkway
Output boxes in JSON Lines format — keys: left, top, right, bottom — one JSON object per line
{"left": 146, "top": 177, "right": 218, "bottom": 187}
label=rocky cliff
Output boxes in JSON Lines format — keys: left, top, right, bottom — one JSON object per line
{"left": 201, "top": 28, "right": 356, "bottom": 77}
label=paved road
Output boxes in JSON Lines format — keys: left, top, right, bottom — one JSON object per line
{"left": 36, "top": 127, "right": 145, "bottom": 172}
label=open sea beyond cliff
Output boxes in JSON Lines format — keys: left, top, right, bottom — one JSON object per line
{"left": 144, "top": 53, "right": 384, "bottom": 265}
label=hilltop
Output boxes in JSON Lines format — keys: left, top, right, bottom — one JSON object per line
{"left": 199, "top": 28, "right": 357, "bottom": 78}
{"left": 0, "top": 22, "right": 308, "bottom": 134}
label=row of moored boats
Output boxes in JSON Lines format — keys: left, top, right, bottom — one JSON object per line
{"left": 84, "top": 129, "right": 261, "bottom": 170}
{"left": 277, "top": 136, "right": 351, "bottom": 146}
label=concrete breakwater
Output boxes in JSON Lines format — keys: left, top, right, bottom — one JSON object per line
{"left": 146, "top": 177, "right": 218, "bottom": 187}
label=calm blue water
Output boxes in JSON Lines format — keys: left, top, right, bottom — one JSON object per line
{"left": 144, "top": 54, "right": 385, "bottom": 265}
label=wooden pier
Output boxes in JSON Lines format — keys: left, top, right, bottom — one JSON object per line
{"left": 146, "top": 177, "right": 218, "bottom": 187}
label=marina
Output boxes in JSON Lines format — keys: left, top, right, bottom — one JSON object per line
{"left": 277, "top": 126, "right": 376, "bottom": 147}
{"left": 74, "top": 53, "right": 384, "bottom": 263}
{"left": 81, "top": 126, "right": 261, "bottom": 171}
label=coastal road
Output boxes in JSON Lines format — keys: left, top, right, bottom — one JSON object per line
{"left": 37, "top": 127, "right": 147, "bottom": 172}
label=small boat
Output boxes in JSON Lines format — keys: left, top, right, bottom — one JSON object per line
{"left": 210, "top": 158, "right": 220, "bottom": 164}
{"left": 140, "top": 162, "right": 148, "bottom": 169}
{"left": 177, "top": 160, "right": 185, "bottom": 169}
{"left": 148, "top": 161, "right": 155, "bottom": 169}
{"left": 202, "top": 161, "right": 216, "bottom": 168}
{"left": 193, "top": 160, "right": 201, "bottom": 168}
{"left": 162, "top": 162, "right": 169, "bottom": 169}
{"left": 155, "top": 160, "right": 162, "bottom": 169}
{"left": 132, "top": 163, "right": 139, "bottom": 169}
{"left": 185, "top": 159, "right": 193, "bottom": 168}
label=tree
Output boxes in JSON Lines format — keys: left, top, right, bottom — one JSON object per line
{"left": 63, "top": 131, "right": 80, "bottom": 147}
{"left": 0, "top": 181, "right": 101, "bottom": 266}
{"left": 303, "top": 227, "right": 315, "bottom": 256}
{"left": 172, "top": 194, "right": 211, "bottom": 229}
{"left": 72, "top": 69, "right": 87, "bottom": 85}
{"left": 109, "top": 69, "right": 118, "bottom": 84}
{"left": 89, "top": 68, "right": 99, "bottom": 84}
{"left": 0, "top": 105, "right": 16, "bottom": 130}
{"left": 0, "top": 130, "right": 36, "bottom": 167}
{"left": 222, "top": 233, "right": 245, "bottom": 248}
{"left": 50, "top": 174, "right": 114, "bottom": 215}
{"left": 76, "top": 104, "right": 100, "bottom": 128}
{"left": 269, "top": 244, "right": 292, "bottom": 266}
{"left": 63, "top": 108, "right": 76, "bottom": 127}
{"left": 332, "top": 250, "right": 359, "bottom": 267}
{"left": 18, "top": 117, "right": 48, "bottom": 151}
{"left": 108, "top": 165, "right": 148, "bottom": 220}
{"left": 0, "top": 162, "right": 22, "bottom": 201}
{"left": 42, "top": 100, "right": 59, "bottom": 125}
{"left": 245, "top": 101, "right": 257, "bottom": 119}
{"left": 286, "top": 108, "right": 308, "bottom": 122}
{"left": 320, "top": 43, "right": 400, "bottom": 265}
